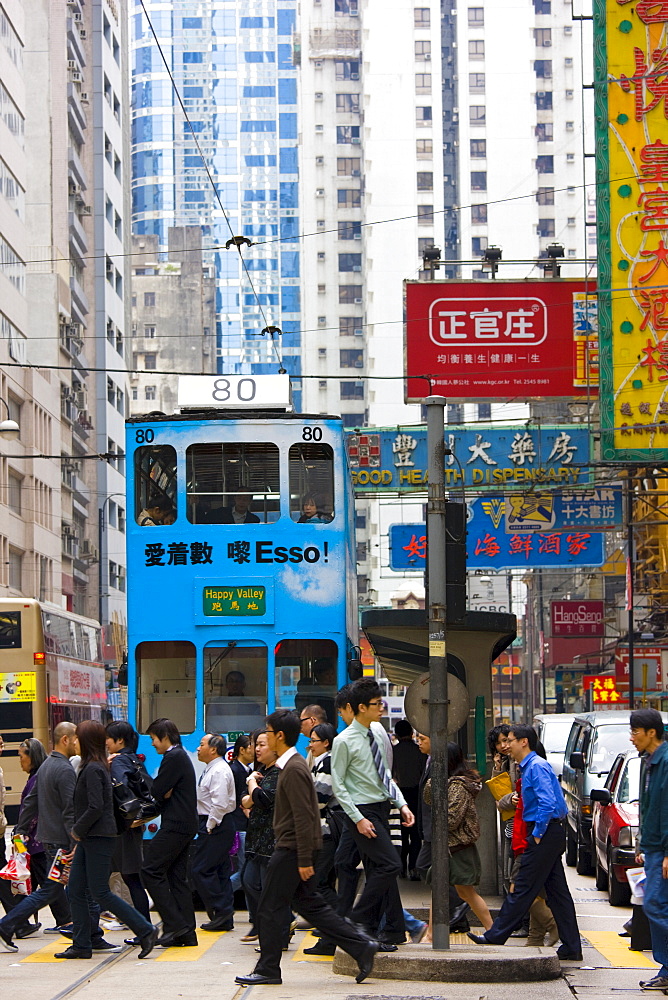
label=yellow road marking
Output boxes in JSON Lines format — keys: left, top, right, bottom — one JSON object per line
{"left": 155, "top": 928, "right": 227, "bottom": 962}
{"left": 584, "top": 930, "right": 656, "bottom": 969}
{"left": 292, "top": 930, "right": 332, "bottom": 962}
{"left": 21, "top": 937, "right": 88, "bottom": 964}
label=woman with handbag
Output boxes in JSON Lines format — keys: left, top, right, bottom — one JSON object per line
{"left": 105, "top": 721, "right": 151, "bottom": 923}
{"left": 55, "top": 720, "right": 158, "bottom": 960}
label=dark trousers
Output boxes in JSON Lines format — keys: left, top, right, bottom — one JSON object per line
{"left": 313, "top": 835, "right": 338, "bottom": 910}
{"left": 142, "top": 827, "right": 195, "bottom": 936}
{"left": 399, "top": 786, "right": 421, "bottom": 873}
{"left": 121, "top": 872, "right": 151, "bottom": 922}
{"left": 69, "top": 837, "right": 153, "bottom": 951}
{"left": 30, "top": 851, "right": 71, "bottom": 926}
{"left": 242, "top": 853, "right": 268, "bottom": 930}
{"left": 485, "top": 820, "right": 580, "bottom": 954}
{"left": 0, "top": 842, "right": 75, "bottom": 937}
{"left": 191, "top": 814, "right": 235, "bottom": 920}
{"left": 254, "top": 847, "right": 370, "bottom": 979}
{"left": 333, "top": 818, "right": 361, "bottom": 915}
{"left": 344, "top": 801, "right": 404, "bottom": 935}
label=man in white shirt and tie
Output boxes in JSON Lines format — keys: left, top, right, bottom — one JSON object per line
{"left": 192, "top": 734, "right": 237, "bottom": 932}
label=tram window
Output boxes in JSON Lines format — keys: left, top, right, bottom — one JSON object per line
{"left": 0, "top": 611, "right": 21, "bottom": 648}
{"left": 135, "top": 445, "right": 177, "bottom": 526}
{"left": 289, "top": 444, "right": 334, "bottom": 522}
{"left": 204, "top": 643, "right": 267, "bottom": 733}
{"left": 186, "top": 442, "right": 280, "bottom": 524}
{"left": 275, "top": 639, "right": 338, "bottom": 725}
{"left": 136, "top": 640, "right": 196, "bottom": 734}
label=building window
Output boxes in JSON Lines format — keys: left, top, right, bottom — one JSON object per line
{"left": 478, "top": 403, "right": 492, "bottom": 420}
{"left": 536, "top": 92, "right": 553, "bottom": 110}
{"left": 335, "top": 60, "right": 360, "bottom": 80}
{"left": 340, "top": 381, "right": 364, "bottom": 400}
{"left": 336, "top": 93, "right": 361, "bottom": 113}
{"left": 417, "top": 205, "right": 434, "bottom": 225}
{"left": 417, "top": 171, "right": 433, "bottom": 191}
{"left": 7, "top": 470, "right": 21, "bottom": 513}
{"left": 534, "top": 28, "right": 552, "bottom": 46}
{"left": 338, "top": 220, "right": 362, "bottom": 240}
{"left": 534, "top": 0, "right": 551, "bottom": 11}
{"left": 534, "top": 60, "right": 552, "bottom": 78}
{"left": 415, "top": 40, "right": 431, "bottom": 60}
{"left": 144, "top": 292, "right": 155, "bottom": 307}
{"left": 340, "top": 317, "right": 360, "bottom": 336}
{"left": 145, "top": 386, "right": 156, "bottom": 400}
{"left": 414, "top": 8, "right": 430, "bottom": 27}
{"left": 470, "top": 139, "right": 487, "bottom": 158}
{"left": 471, "top": 204, "right": 488, "bottom": 224}
{"left": 536, "top": 155, "right": 554, "bottom": 173}
{"left": 335, "top": 0, "right": 359, "bottom": 14}
{"left": 418, "top": 237, "right": 433, "bottom": 255}
{"left": 468, "top": 7, "right": 484, "bottom": 26}
{"left": 536, "top": 122, "right": 554, "bottom": 141}
{"left": 144, "top": 353, "right": 157, "bottom": 369}
{"left": 416, "top": 138, "right": 433, "bottom": 160}
{"left": 337, "top": 189, "right": 361, "bottom": 208}
{"left": 340, "top": 349, "right": 364, "bottom": 368}
{"left": 537, "top": 219, "right": 556, "bottom": 237}
{"left": 472, "top": 236, "right": 489, "bottom": 256}
{"left": 567, "top": 217, "right": 576, "bottom": 226}
{"left": 469, "top": 73, "right": 485, "bottom": 94}
{"left": 336, "top": 125, "right": 361, "bottom": 143}
{"left": 415, "top": 73, "right": 432, "bottom": 94}
{"left": 566, "top": 121, "right": 575, "bottom": 131}
{"left": 566, "top": 152, "right": 575, "bottom": 162}
{"left": 339, "top": 285, "right": 363, "bottom": 303}
{"left": 469, "top": 105, "right": 486, "bottom": 125}
{"left": 416, "top": 106, "right": 432, "bottom": 126}
{"left": 339, "top": 253, "right": 362, "bottom": 271}
{"left": 337, "top": 157, "right": 361, "bottom": 175}
{"left": 8, "top": 548, "right": 21, "bottom": 590}
{"left": 536, "top": 187, "right": 555, "bottom": 205}
{"left": 469, "top": 39, "right": 485, "bottom": 59}
{"left": 471, "top": 171, "right": 487, "bottom": 191}
{"left": 144, "top": 324, "right": 156, "bottom": 338}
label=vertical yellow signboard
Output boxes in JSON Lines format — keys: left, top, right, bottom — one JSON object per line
{"left": 596, "top": 1, "right": 668, "bottom": 459}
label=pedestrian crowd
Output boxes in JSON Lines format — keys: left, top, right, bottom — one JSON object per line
{"left": 0, "top": 682, "right": 620, "bottom": 985}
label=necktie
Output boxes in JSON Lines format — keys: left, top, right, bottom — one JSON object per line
{"left": 367, "top": 729, "right": 402, "bottom": 802}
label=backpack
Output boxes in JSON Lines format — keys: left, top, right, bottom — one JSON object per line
{"left": 126, "top": 757, "right": 160, "bottom": 824}
{"left": 111, "top": 777, "right": 142, "bottom": 834}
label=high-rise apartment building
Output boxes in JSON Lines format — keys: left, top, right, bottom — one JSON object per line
{"left": 130, "top": 0, "right": 302, "bottom": 381}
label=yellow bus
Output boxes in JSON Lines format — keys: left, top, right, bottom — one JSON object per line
{"left": 0, "top": 599, "right": 105, "bottom": 822}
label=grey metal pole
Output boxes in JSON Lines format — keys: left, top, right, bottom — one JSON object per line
{"left": 425, "top": 395, "right": 449, "bottom": 951}
{"left": 627, "top": 472, "right": 635, "bottom": 709}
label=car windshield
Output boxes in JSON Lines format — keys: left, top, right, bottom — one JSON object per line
{"left": 588, "top": 725, "right": 632, "bottom": 775}
{"left": 616, "top": 756, "right": 641, "bottom": 804}
{"left": 542, "top": 722, "right": 573, "bottom": 754}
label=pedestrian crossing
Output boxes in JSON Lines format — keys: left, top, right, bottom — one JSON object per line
{"left": 19, "top": 928, "right": 229, "bottom": 963}
{"left": 582, "top": 931, "right": 656, "bottom": 969}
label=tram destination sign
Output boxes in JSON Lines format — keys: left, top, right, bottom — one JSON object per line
{"left": 0, "top": 671, "right": 37, "bottom": 703}
{"left": 178, "top": 374, "right": 291, "bottom": 411}
{"left": 203, "top": 586, "right": 267, "bottom": 617}
{"left": 346, "top": 425, "right": 590, "bottom": 492}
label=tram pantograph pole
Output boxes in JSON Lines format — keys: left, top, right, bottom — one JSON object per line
{"left": 425, "top": 395, "right": 449, "bottom": 951}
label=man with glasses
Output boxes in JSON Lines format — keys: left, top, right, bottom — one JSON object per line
{"left": 330, "top": 678, "right": 415, "bottom": 944}
{"left": 468, "top": 724, "right": 582, "bottom": 961}
{"left": 630, "top": 709, "right": 668, "bottom": 992}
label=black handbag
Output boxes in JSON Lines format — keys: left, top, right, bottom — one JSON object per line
{"left": 111, "top": 777, "right": 142, "bottom": 834}
{"left": 126, "top": 759, "right": 160, "bottom": 825}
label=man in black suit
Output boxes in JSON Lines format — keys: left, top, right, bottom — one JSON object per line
{"left": 220, "top": 494, "right": 260, "bottom": 524}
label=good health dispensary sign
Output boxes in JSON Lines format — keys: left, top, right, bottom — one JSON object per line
{"left": 595, "top": 0, "right": 668, "bottom": 459}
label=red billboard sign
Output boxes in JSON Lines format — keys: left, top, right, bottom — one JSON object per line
{"left": 404, "top": 279, "right": 598, "bottom": 401}
{"left": 615, "top": 646, "right": 664, "bottom": 691}
{"left": 551, "top": 600, "right": 605, "bottom": 637}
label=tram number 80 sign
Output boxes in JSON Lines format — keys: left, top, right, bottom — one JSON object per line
{"left": 203, "top": 586, "right": 267, "bottom": 617}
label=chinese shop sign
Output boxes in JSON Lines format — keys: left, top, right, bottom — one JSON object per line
{"left": 404, "top": 280, "right": 598, "bottom": 402}
{"left": 346, "top": 425, "right": 590, "bottom": 491}
{"left": 615, "top": 645, "right": 665, "bottom": 690}
{"left": 584, "top": 675, "right": 623, "bottom": 704}
{"left": 551, "top": 600, "right": 606, "bottom": 637}
{"left": 203, "top": 586, "right": 266, "bottom": 617}
{"left": 595, "top": 0, "right": 668, "bottom": 458}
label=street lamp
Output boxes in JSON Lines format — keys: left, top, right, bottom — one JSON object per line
{"left": 0, "top": 398, "right": 19, "bottom": 441}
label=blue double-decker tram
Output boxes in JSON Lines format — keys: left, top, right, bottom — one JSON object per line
{"left": 125, "top": 375, "right": 360, "bottom": 773}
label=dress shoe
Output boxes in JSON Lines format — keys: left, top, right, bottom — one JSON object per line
{"left": 200, "top": 915, "right": 234, "bottom": 932}
{"left": 16, "top": 921, "right": 41, "bottom": 939}
{"left": 355, "top": 940, "right": 379, "bottom": 984}
{"left": 449, "top": 902, "right": 469, "bottom": 928}
{"left": 378, "top": 935, "right": 405, "bottom": 947}
{"left": 0, "top": 928, "right": 18, "bottom": 953}
{"left": 157, "top": 928, "right": 190, "bottom": 948}
{"left": 377, "top": 942, "right": 398, "bottom": 952}
{"left": 92, "top": 940, "right": 122, "bottom": 952}
{"left": 408, "top": 868, "right": 421, "bottom": 882}
{"left": 451, "top": 922, "right": 470, "bottom": 933}
{"left": 240, "top": 932, "right": 258, "bottom": 943}
{"left": 467, "top": 931, "right": 492, "bottom": 945}
{"left": 618, "top": 930, "right": 631, "bottom": 937}
{"left": 556, "top": 947, "right": 583, "bottom": 961}
{"left": 174, "top": 931, "right": 199, "bottom": 947}
{"left": 54, "top": 946, "right": 92, "bottom": 959}
{"left": 235, "top": 973, "right": 282, "bottom": 985}
{"left": 138, "top": 927, "right": 159, "bottom": 959}
{"left": 304, "top": 940, "right": 336, "bottom": 956}
{"left": 124, "top": 936, "right": 140, "bottom": 946}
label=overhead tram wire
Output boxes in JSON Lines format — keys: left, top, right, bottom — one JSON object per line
{"left": 137, "top": 0, "right": 285, "bottom": 372}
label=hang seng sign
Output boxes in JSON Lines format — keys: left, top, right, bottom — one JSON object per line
{"left": 404, "top": 280, "right": 598, "bottom": 402}
{"left": 551, "top": 600, "right": 605, "bottom": 637}
{"left": 347, "top": 425, "right": 590, "bottom": 491}
{"left": 595, "top": 0, "right": 668, "bottom": 459}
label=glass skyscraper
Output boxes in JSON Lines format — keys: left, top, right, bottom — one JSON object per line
{"left": 131, "top": 0, "right": 301, "bottom": 380}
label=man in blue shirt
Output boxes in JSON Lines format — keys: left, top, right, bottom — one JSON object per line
{"left": 468, "top": 724, "right": 581, "bottom": 960}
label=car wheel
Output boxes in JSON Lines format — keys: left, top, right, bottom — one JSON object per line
{"left": 566, "top": 827, "right": 577, "bottom": 866}
{"left": 576, "top": 839, "right": 594, "bottom": 876}
{"left": 607, "top": 849, "right": 631, "bottom": 906}
{"left": 595, "top": 852, "right": 608, "bottom": 891}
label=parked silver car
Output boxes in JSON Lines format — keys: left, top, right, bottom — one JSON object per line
{"left": 532, "top": 713, "right": 575, "bottom": 777}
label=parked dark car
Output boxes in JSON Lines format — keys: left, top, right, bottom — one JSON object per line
{"left": 591, "top": 749, "right": 640, "bottom": 906}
